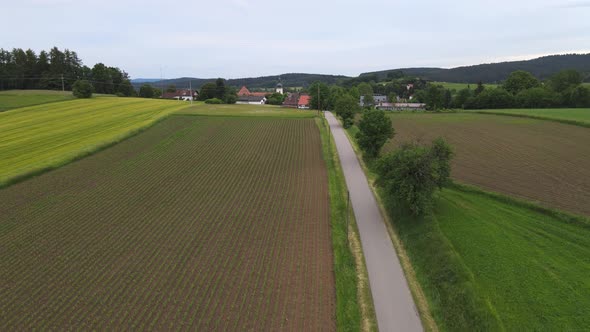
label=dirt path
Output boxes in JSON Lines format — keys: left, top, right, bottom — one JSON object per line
{"left": 325, "top": 112, "right": 422, "bottom": 332}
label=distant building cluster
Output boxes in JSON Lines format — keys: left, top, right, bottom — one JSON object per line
{"left": 161, "top": 89, "right": 198, "bottom": 101}
{"left": 361, "top": 94, "right": 426, "bottom": 110}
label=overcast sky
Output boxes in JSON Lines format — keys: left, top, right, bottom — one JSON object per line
{"left": 1, "top": 0, "right": 589, "bottom": 79}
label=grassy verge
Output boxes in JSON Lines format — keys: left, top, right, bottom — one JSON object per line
{"left": 315, "top": 117, "right": 377, "bottom": 332}
{"left": 345, "top": 121, "right": 590, "bottom": 330}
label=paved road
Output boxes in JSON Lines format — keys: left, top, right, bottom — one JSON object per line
{"left": 325, "top": 112, "right": 422, "bottom": 332}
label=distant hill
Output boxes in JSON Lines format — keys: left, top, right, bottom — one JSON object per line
{"left": 130, "top": 78, "right": 161, "bottom": 84}
{"left": 361, "top": 54, "right": 590, "bottom": 83}
{"left": 132, "top": 73, "right": 350, "bottom": 90}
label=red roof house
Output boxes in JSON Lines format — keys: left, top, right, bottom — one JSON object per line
{"left": 297, "top": 94, "right": 311, "bottom": 109}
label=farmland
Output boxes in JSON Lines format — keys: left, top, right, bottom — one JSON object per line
{"left": 0, "top": 90, "right": 75, "bottom": 111}
{"left": 390, "top": 185, "right": 590, "bottom": 330}
{"left": 466, "top": 108, "right": 590, "bottom": 127}
{"left": 383, "top": 113, "right": 590, "bottom": 216}
{"left": 0, "top": 116, "right": 336, "bottom": 330}
{"left": 176, "top": 103, "right": 316, "bottom": 118}
{"left": 0, "top": 97, "right": 189, "bottom": 187}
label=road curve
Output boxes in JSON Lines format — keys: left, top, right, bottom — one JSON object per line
{"left": 325, "top": 111, "right": 422, "bottom": 332}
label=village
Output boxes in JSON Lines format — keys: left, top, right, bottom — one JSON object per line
{"left": 160, "top": 81, "right": 426, "bottom": 110}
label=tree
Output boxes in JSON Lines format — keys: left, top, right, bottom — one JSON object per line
{"left": 474, "top": 81, "right": 485, "bottom": 95}
{"left": 549, "top": 69, "right": 582, "bottom": 93}
{"left": 564, "top": 85, "right": 590, "bottom": 107}
{"left": 308, "top": 81, "right": 330, "bottom": 110}
{"left": 224, "top": 86, "right": 238, "bottom": 104}
{"left": 117, "top": 79, "right": 135, "bottom": 97}
{"left": 215, "top": 78, "right": 226, "bottom": 99}
{"left": 358, "top": 82, "right": 374, "bottom": 107}
{"left": 453, "top": 88, "right": 472, "bottom": 108}
{"left": 503, "top": 70, "right": 540, "bottom": 95}
{"left": 266, "top": 92, "right": 286, "bottom": 105}
{"left": 334, "top": 94, "right": 359, "bottom": 128}
{"left": 422, "top": 84, "right": 448, "bottom": 110}
{"left": 376, "top": 138, "right": 453, "bottom": 216}
{"left": 199, "top": 82, "right": 217, "bottom": 100}
{"left": 467, "top": 88, "right": 515, "bottom": 109}
{"left": 72, "top": 80, "right": 93, "bottom": 98}
{"left": 166, "top": 84, "right": 177, "bottom": 93}
{"left": 139, "top": 84, "right": 155, "bottom": 98}
{"left": 91, "top": 63, "right": 114, "bottom": 94}
{"left": 516, "top": 87, "right": 560, "bottom": 108}
{"left": 356, "top": 109, "right": 394, "bottom": 158}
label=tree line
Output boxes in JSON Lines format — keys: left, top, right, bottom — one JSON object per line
{"left": 0, "top": 47, "right": 134, "bottom": 96}
{"left": 414, "top": 69, "right": 590, "bottom": 109}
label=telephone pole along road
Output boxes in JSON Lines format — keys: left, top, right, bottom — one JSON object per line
{"left": 325, "top": 111, "right": 423, "bottom": 332}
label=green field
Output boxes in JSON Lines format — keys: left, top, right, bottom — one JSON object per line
{"left": 176, "top": 103, "right": 316, "bottom": 118}
{"left": 0, "top": 97, "right": 189, "bottom": 186}
{"left": 0, "top": 90, "right": 76, "bottom": 111}
{"left": 433, "top": 82, "right": 499, "bottom": 91}
{"left": 391, "top": 185, "right": 590, "bottom": 330}
{"left": 466, "top": 108, "right": 590, "bottom": 127}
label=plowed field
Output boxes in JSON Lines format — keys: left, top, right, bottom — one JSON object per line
{"left": 0, "top": 116, "right": 335, "bottom": 330}
{"left": 384, "top": 113, "right": 590, "bottom": 216}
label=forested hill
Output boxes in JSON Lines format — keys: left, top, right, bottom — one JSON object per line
{"left": 132, "top": 73, "right": 350, "bottom": 90}
{"left": 361, "top": 54, "right": 590, "bottom": 83}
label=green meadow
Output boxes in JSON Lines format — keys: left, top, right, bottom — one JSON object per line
{"left": 389, "top": 185, "right": 590, "bottom": 331}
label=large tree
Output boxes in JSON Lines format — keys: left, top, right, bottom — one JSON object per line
{"left": 199, "top": 82, "right": 217, "bottom": 100}
{"left": 376, "top": 138, "right": 453, "bottom": 216}
{"left": 549, "top": 69, "right": 583, "bottom": 93}
{"left": 356, "top": 109, "right": 394, "bottom": 158}
{"left": 503, "top": 70, "right": 540, "bottom": 95}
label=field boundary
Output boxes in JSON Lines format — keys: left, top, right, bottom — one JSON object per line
{"left": 341, "top": 121, "right": 438, "bottom": 331}
{"left": 316, "top": 117, "right": 377, "bottom": 332}
{"left": 462, "top": 110, "right": 590, "bottom": 128}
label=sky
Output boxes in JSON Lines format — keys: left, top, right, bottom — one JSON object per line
{"left": 1, "top": 0, "right": 590, "bottom": 79}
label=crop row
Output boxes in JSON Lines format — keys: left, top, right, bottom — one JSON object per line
{"left": 0, "top": 116, "right": 335, "bottom": 330}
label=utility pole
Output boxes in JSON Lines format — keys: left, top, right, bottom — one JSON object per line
{"left": 61, "top": 74, "right": 65, "bottom": 92}
{"left": 317, "top": 84, "right": 320, "bottom": 116}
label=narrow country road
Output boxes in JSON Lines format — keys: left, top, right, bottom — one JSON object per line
{"left": 325, "top": 111, "right": 423, "bottom": 332}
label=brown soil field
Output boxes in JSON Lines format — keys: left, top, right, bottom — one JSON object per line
{"left": 383, "top": 113, "right": 590, "bottom": 216}
{"left": 0, "top": 116, "right": 335, "bottom": 330}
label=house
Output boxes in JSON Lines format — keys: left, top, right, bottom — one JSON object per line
{"left": 236, "top": 95, "right": 267, "bottom": 105}
{"left": 282, "top": 93, "right": 300, "bottom": 108}
{"left": 237, "top": 86, "right": 268, "bottom": 98}
{"left": 376, "top": 102, "right": 394, "bottom": 111}
{"left": 360, "top": 94, "right": 388, "bottom": 107}
{"left": 297, "top": 94, "right": 311, "bottom": 109}
{"left": 161, "top": 89, "right": 198, "bottom": 101}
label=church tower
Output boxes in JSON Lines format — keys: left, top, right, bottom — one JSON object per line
{"left": 276, "top": 80, "right": 284, "bottom": 94}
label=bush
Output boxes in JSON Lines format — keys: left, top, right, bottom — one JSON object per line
{"left": 376, "top": 138, "right": 453, "bottom": 216}
{"left": 72, "top": 80, "right": 93, "bottom": 98}
{"left": 204, "top": 98, "right": 223, "bottom": 104}
{"left": 356, "top": 109, "right": 394, "bottom": 159}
